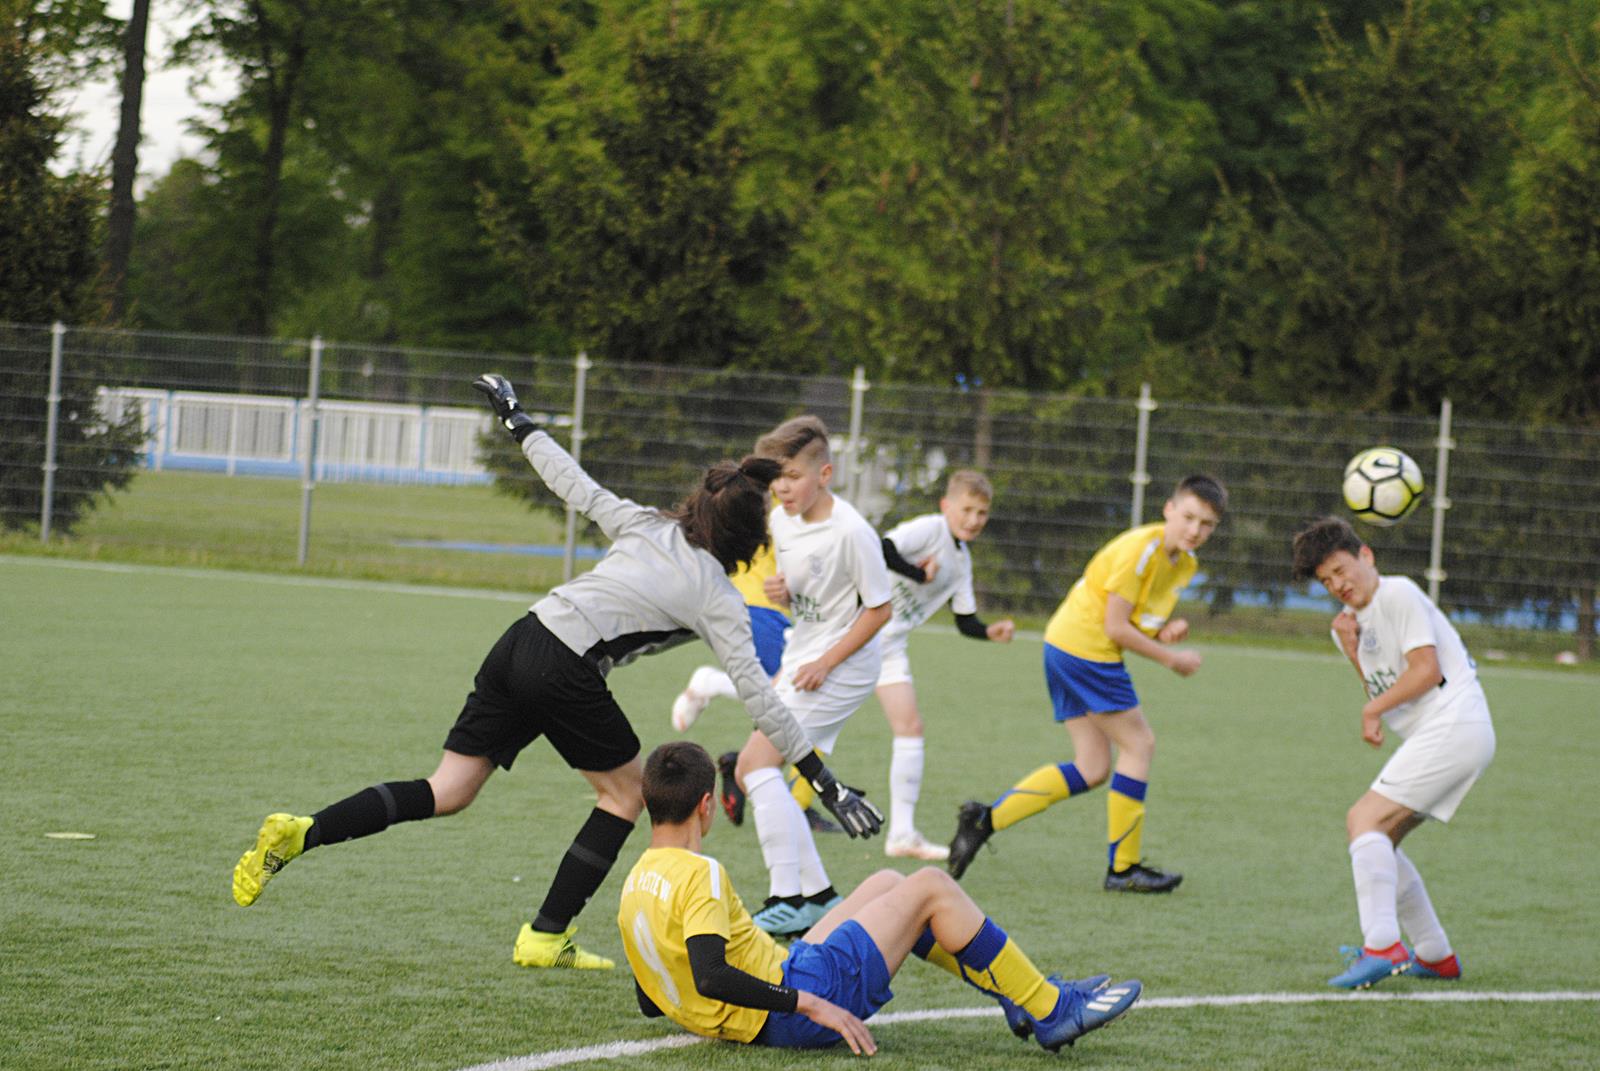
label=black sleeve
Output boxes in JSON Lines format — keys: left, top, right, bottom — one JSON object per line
{"left": 955, "top": 612, "right": 990, "bottom": 640}
{"left": 686, "top": 933, "right": 800, "bottom": 1013}
{"left": 635, "top": 980, "right": 666, "bottom": 1018}
{"left": 881, "top": 536, "right": 928, "bottom": 582}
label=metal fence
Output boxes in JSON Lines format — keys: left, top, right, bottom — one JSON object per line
{"left": 3, "top": 322, "right": 1597, "bottom": 654}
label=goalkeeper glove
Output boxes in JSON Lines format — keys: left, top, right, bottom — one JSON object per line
{"left": 808, "top": 766, "right": 883, "bottom": 839}
{"left": 471, "top": 373, "right": 541, "bottom": 442}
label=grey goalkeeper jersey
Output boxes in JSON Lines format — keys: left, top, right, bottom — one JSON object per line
{"left": 521, "top": 431, "right": 815, "bottom": 763}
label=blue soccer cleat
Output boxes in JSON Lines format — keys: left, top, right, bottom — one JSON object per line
{"left": 1405, "top": 952, "right": 1462, "bottom": 980}
{"left": 997, "top": 974, "right": 1112, "bottom": 1040}
{"left": 1029, "top": 977, "right": 1142, "bottom": 1051}
{"left": 1328, "top": 944, "right": 1410, "bottom": 989}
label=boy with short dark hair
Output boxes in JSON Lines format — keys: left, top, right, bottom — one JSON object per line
{"left": 618, "top": 741, "right": 1141, "bottom": 1054}
{"left": 949, "top": 475, "right": 1227, "bottom": 892}
{"left": 1291, "top": 516, "right": 1495, "bottom": 988}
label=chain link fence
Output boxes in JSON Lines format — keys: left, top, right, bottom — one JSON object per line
{"left": 3, "top": 322, "right": 1597, "bottom": 657}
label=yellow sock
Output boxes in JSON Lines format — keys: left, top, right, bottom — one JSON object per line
{"left": 786, "top": 754, "right": 822, "bottom": 810}
{"left": 1107, "top": 773, "right": 1148, "bottom": 872}
{"left": 991, "top": 761, "right": 1088, "bottom": 832}
{"left": 948, "top": 920, "right": 1057, "bottom": 1020}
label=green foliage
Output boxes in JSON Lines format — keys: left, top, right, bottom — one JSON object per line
{"left": 1199, "top": 0, "right": 1509, "bottom": 412}
{"left": 486, "top": 3, "right": 787, "bottom": 368}
{"left": 0, "top": 29, "right": 140, "bottom": 534}
{"left": 790, "top": 0, "right": 1198, "bottom": 391}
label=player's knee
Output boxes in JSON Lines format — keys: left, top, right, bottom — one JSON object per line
{"left": 1075, "top": 759, "right": 1110, "bottom": 787}
{"left": 428, "top": 778, "right": 478, "bottom": 815}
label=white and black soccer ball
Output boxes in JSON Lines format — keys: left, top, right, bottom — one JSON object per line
{"left": 1342, "top": 446, "right": 1425, "bottom": 526}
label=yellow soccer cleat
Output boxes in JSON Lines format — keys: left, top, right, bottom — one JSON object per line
{"left": 513, "top": 923, "right": 615, "bottom": 970}
{"left": 232, "top": 813, "right": 313, "bottom": 906}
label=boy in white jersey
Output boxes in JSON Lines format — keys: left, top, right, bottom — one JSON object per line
{"left": 862, "top": 471, "right": 1015, "bottom": 860}
{"left": 618, "top": 742, "right": 1141, "bottom": 1055}
{"left": 1292, "top": 517, "right": 1496, "bottom": 989}
{"left": 733, "top": 415, "right": 893, "bottom": 935}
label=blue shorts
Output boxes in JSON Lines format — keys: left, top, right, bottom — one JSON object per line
{"left": 754, "top": 921, "right": 894, "bottom": 1049}
{"left": 748, "top": 606, "right": 790, "bottom": 677}
{"left": 1044, "top": 643, "right": 1139, "bottom": 721}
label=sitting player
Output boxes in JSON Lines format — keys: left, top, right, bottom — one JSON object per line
{"left": 949, "top": 475, "right": 1227, "bottom": 893}
{"left": 618, "top": 741, "right": 1142, "bottom": 1054}
{"left": 1292, "top": 517, "right": 1496, "bottom": 988}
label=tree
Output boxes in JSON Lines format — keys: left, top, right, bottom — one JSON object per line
{"left": 0, "top": 26, "right": 141, "bottom": 533}
{"left": 105, "top": 0, "right": 149, "bottom": 321}
{"left": 485, "top": 4, "right": 788, "bottom": 369}
{"left": 786, "top": 0, "right": 1197, "bottom": 392}
{"left": 1197, "top": 0, "right": 1509, "bottom": 412}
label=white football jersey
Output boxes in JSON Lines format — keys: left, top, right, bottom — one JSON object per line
{"left": 770, "top": 495, "right": 892, "bottom": 675}
{"left": 880, "top": 512, "right": 977, "bottom": 643}
{"left": 1339, "top": 576, "right": 1490, "bottom": 739}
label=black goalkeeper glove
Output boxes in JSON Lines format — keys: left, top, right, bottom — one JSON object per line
{"left": 471, "top": 373, "right": 541, "bottom": 442}
{"left": 808, "top": 766, "right": 883, "bottom": 839}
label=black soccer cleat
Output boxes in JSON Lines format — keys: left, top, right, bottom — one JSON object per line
{"left": 947, "top": 800, "right": 994, "bottom": 880}
{"left": 1103, "top": 862, "right": 1183, "bottom": 894}
{"left": 717, "top": 751, "right": 745, "bottom": 826}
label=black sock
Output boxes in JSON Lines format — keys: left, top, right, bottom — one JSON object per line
{"left": 762, "top": 894, "right": 806, "bottom": 909}
{"left": 806, "top": 886, "right": 838, "bottom": 905}
{"left": 532, "top": 808, "right": 635, "bottom": 933}
{"left": 305, "top": 780, "right": 435, "bottom": 849}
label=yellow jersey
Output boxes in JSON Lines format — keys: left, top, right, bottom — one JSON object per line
{"left": 617, "top": 847, "right": 787, "bottom": 1042}
{"left": 730, "top": 543, "right": 784, "bottom": 614}
{"left": 1043, "top": 523, "right": 1197, "bottom": 662}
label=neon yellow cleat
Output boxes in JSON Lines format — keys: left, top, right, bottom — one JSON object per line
{"left": 513, "top": 923, "right": 615, "bottom": 970}
{"left": 232, "top": 813, "right": 313, "bottom": 906}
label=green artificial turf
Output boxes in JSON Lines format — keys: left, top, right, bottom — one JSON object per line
{"left": 2, "top": 556, "right": 1596, "bottom": 1070}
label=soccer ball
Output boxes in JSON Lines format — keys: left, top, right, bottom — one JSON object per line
{"left": 1342, "top": 447, "right": 1425, "bottom": 526}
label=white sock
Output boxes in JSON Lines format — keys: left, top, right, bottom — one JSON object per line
{"left": 1349, "top": 830, "right": 1401, "bottom": 951}
{"left": 689, "top": 665, "right": 737, "bottom": 701}
{"left": 888, "top": 736, "right": 925, "bottom": 841}
{"left": 746, "top": 766, "right": 802, "bottom": 898}
{"left": 796, "top": 823, "right": 830, "bottom": 898}
{"left": 1395, "top": 848, "right": 1451, "bottom": 962}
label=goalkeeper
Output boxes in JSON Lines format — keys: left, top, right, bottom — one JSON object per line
{"left": 231, "top": 374, "right": 882, "bottom": 971}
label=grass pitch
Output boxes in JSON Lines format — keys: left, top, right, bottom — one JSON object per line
{"left": 2, "top": 556, "right": 1596, "bottom": 1070}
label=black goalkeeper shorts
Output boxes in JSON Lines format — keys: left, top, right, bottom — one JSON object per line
{"left": 445, "top": 613, "right": 641, "bottom": 773}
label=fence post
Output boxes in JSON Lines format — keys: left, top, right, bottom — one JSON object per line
{"left": 562, "top": 351, "right": 591, "bottom": 583}
{"left": 39, "top": 321, "right": 65, "bottom": 541}
{"left": 297, "top": 336, "right": 324, "bottom": 566}
{"left": 1426, "top": 397, "right": 1453, "bottom": 604}
{"left": 846, "top": 365, "right": 869, "bottom": 505}
{"left": 1130, "top": 382, "right": 1156, "bottom": 526}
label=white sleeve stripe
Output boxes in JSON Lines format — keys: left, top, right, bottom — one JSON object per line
{"left": 707, "top": 857, "right": 721, "bottom": 899}
{"left": 1134, "top": 538, "right": 1160, "bottom": 578}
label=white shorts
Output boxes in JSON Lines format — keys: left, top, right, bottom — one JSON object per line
{"left": 1371, "top": 705, "right": 1495, "bottom": 823}
{"left": 875, "top": 634, "right": 913, "bottom": 688}
{"left": 774, "top": 658, "right": 878, "bottom": 754}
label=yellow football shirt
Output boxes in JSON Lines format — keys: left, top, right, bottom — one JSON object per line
{"left": 730, "top": 543, "right": 784, "bottom": 614}
{"left": 617, "top": 847, "right": 787, "bottom": 1042}
{"left": 1043, "top": 523, "right": 1197, "bottom": 662}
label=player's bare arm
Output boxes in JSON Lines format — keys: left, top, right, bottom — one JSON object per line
{"left": 763, "top": 572, "right": 791, "bottom": 608}
{"left": 792, "top": 602, "right": 892, "bottom": 691}
{"left": 1105, "top": 594, "right": 1200, "bottom": 676}
{"left": 1156, "top": 618, "right": 1189, "bottom": 644}
{"left": 1357, "top": 645, "right": 1443, "bottom": 748}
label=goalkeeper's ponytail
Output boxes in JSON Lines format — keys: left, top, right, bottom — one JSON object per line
{"left": 666, "top": 456, "right": 779, "bottom": 573}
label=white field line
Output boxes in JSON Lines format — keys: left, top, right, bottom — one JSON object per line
{"left": 452, "top": 991, "right": 1600, "bottom": 1071}
{"left": 3, "top": 555, "right": 1591, "bottom": 685}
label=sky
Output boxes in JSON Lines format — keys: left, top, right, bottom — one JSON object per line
{"left": 59, "top": 3, "right": 234, "bottom": 188}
